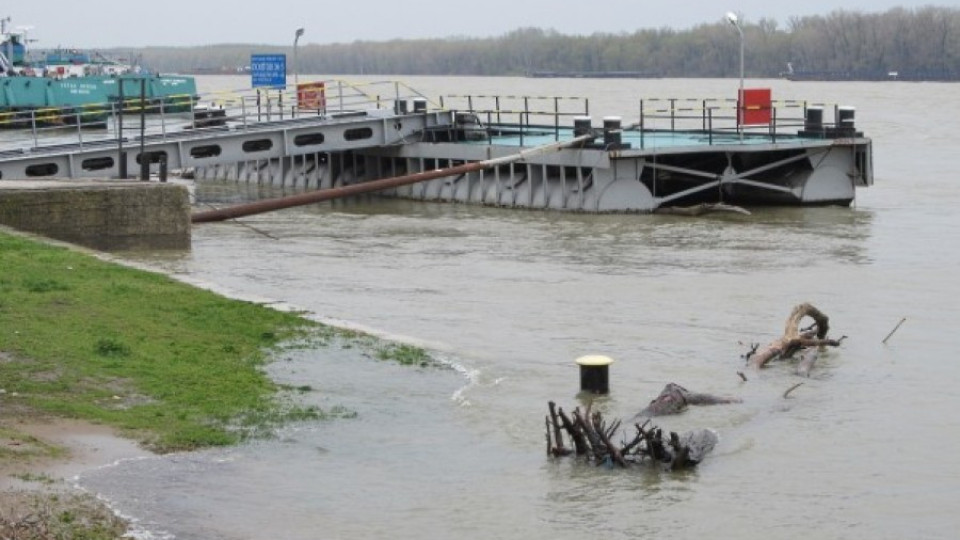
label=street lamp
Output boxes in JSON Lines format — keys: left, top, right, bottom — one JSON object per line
{"left": 726, "top": 11, "right": 744, "bottom": 140}
{"left": 293, "top": 27, "right": 305, "bottom": 88}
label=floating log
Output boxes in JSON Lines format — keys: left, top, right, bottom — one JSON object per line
{"left": 654, "top": 202, "right": 752, "bottom": 216}
{"left": 637, "top": 383, "right": 742, "bottom": 417}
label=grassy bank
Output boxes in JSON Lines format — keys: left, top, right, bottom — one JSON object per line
{"left": 0, "top": 231, "right": 327, "bottom": 453}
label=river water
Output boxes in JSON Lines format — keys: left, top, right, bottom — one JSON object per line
{"left": 80, "top": 76, "right": 959, "bottom": 539}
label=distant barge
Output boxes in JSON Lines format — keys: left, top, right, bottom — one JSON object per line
{"left": 1, "top": 17, "right": 197, "bottom": 128}
{"left": 782, "top": 62, "right": 960, "bottom": 82}
{"left": 528, "top": 71, "right": 661, "bottom": 79}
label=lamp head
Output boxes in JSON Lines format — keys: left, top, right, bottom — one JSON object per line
{"left": 726, "top": 12, "right": 739, "bottom": 26}
{"left": 295, "top": 28, "right": 305, "bottom": 39}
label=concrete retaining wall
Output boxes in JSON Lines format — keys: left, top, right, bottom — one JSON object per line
{"left": 0, "top": 180, "right": 190, "bottom": 250}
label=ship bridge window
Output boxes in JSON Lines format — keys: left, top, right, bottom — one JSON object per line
{"left": 243, "top": 139, "right": 274, "bottom": 152}
{"left": 344, "top": 127, "right": 373, "bottom": 141}
{"left": 26, "top": 163, "right": 59, "bottom": 177}
{"left": 293, "top": 133, "right": 325, "bottom": 147}
{"left": 190, "top": 145, "right": 222, "bottom": 159}
{"left": 81, "top": 157, "right": 115, "bottom": 171}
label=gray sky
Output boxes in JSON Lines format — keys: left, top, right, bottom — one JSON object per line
{"left": 6, "top": 1, "right": 960, "bottom": 48}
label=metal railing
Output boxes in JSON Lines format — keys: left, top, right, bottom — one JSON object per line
{"left": 439, "top": 94, "right": 853, "bottom": 147}
{"left": 440, "top": 94, "right": 589, "bottom": 143}
{"left": 1, "top": 84, "right": 859, "bottom": 158}
{"left": 0, "top": 79, "right": 439, "bottom": 155}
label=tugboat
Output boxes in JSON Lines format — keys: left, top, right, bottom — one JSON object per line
{"left": 0, "top": 17, "right": 197, "bottom": 128}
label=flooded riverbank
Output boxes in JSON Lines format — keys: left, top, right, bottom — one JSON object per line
{"left": 77, "top": 76, "right": 960, "bottom": 539}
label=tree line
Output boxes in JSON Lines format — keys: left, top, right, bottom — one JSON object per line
{"left": 130, "top": 7, "right": 960, "bottom": 78}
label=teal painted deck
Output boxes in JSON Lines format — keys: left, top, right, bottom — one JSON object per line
{"left": 470, "top": 126, "right": 806, "bottom": 150}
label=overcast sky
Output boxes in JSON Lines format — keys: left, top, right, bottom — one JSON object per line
{"left": 5, "top": 1, "right": 960, "bottom": 48}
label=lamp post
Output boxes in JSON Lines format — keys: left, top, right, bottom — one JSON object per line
{"left": 726, "top": 11, "right": 744, "bottom": 140}
{"left": 293, "top": 27, "right": 305, "bottom": 89}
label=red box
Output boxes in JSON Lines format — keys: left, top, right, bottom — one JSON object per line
{"left": 738, "top": 88, "right": 772, "bottom": 126}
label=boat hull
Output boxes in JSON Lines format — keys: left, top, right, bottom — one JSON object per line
{"left": 193, "top": 137, "right": 871, "bottom": 213}
{"left": 0, "top": 74, "right": 198, "bottom": 121}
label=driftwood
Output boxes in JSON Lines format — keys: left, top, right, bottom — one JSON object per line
{"left": 546, "top": 401, "right": 718, "bottom": 470}
{"left": 783, "top": 382, "right": 804, "bottom": 398}
{"left": 637, "top": 383, "right": 742, "bottom": 417}
{"left": 747, "top": 303, "right": 845, "bottom": 370}
{"left": 655, "top": 203, "right": 752, "bottom": 216}
{"left": 882, "top": 317, "right": 907, "bottom": 344}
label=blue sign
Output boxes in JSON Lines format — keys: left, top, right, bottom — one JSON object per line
{"left": 251, "top": 54, "right": 287, "bottom": 88}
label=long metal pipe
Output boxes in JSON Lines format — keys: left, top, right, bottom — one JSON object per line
{"left": 191, "top": 134, "right": 594, "bottom": 223}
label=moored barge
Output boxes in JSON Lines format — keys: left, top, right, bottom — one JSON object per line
{"left": 191, "top": 87, "right": 871, "bottom": 213}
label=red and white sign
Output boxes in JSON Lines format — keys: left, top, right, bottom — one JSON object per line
{"left": 297, "top": 81, "right": 326, "bottom": 111}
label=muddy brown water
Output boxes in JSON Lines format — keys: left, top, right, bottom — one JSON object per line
{"left": 76, "top": 76, "right": 960, "bottom": 540}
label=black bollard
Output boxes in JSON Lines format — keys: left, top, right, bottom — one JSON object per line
{"left": 140, "top": 152, "right": 150, "bottom": 181}
{"left": 158, "top": 153, "right": 168, "bottom": 183}
{"left": 573, "top": 116, "right": 592, "bottom": 137}
{"left": 118, "top": 151, "right": 127, "bottom": 179}
{"left": 576, "top": 355, "right": 613, "bottom": 394}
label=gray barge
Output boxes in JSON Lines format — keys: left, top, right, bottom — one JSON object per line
{"left": 0, "top": 80, "right": 872, "bottom": 213}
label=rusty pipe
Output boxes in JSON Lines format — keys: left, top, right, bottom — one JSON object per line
{"left": 191, "top": 134, "right": 594, "bottom": 223}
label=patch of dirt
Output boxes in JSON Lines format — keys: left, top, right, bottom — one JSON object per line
{"left": 0, "top": 489, "right": 128, "bottom": 539}
{"left": 0, "top": 414, "right": 151, "bottom": 538}
{"left": 0, "top": 417, "right": 150, "bottom": 491}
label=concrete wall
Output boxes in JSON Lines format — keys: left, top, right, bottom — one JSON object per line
{"left": 0, "top": 180, "right": 190, "bottom": 250}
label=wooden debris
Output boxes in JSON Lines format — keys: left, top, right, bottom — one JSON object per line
{"left": 546, "top": 403, "right": 718, "bottom": 470}
{"left": 637, "top": 383, "right": 742, "bottom": 417}
{"left": 655, "top": 203, "right": 752, "bottom": 216}
{"left": 547, "top": 401, "right": 570, "bottom": 456}
{"left": 783, "top": 382, "right": 804, "bottom": 398}
{"left": 882, "top": 317, "right": 907, "bottom": 345}
{"left": 747, "top": 303, "right": 844, "bottom": 370}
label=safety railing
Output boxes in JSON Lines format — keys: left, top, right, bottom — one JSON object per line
{"left": 438, "top": 94, "right": 855, "bottom": 147}
{"left": 440, "top": 93, "right": 589, "bottom": 144}
{"left": 0, "top": 79, "right": 439, "bottom": 155}
{"left": 0, "top": 84, "right": 860, "bottom": 157}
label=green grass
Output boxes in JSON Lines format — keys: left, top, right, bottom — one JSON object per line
{"left": 11, "top": 472, "right": 57, "bottom": 485}
{"left": 0, "top": 232, "right": 329, "bottom": 453}
{"left": 0, "top": 427, "right": 67, "bottom": 462}
{"left": 374, "top": 343, "right": 435, "bottom": 367}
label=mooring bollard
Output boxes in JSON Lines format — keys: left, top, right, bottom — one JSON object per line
{"left": 575, "top": 355, "right": 614, "bottom": 394}
{"left": 573, "top": 116, "right": 592, "bottom": 137}
{"left": 158, "top": 153, "right": 168, "bottom": 183}
{"left": 140, "top": 152, "right": 150, "bottom": 181}
{"left": 118, "top": 151, "right": 128, "bottom": 179}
